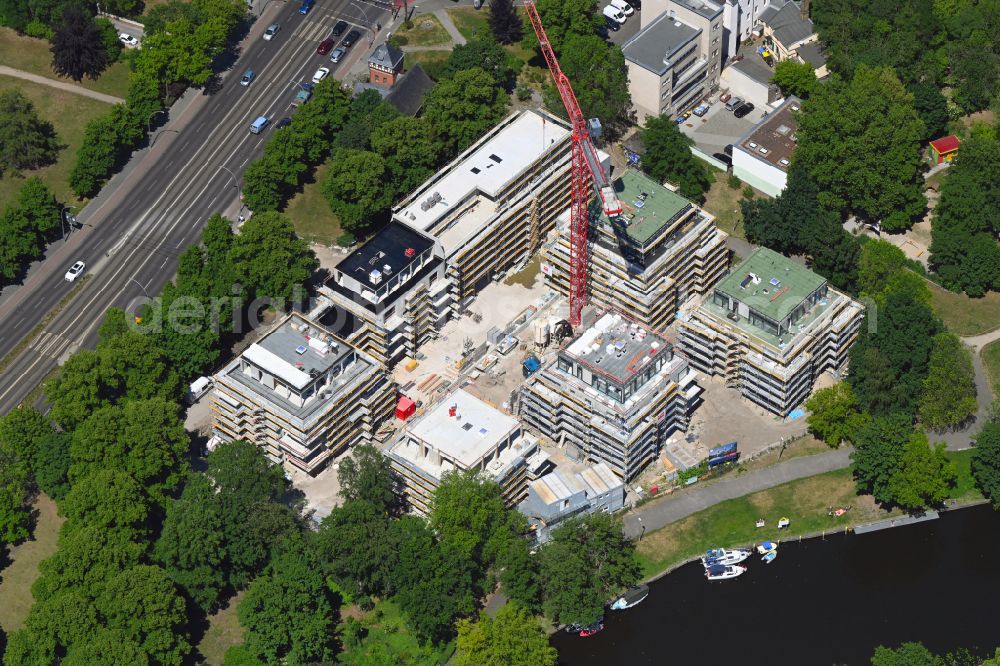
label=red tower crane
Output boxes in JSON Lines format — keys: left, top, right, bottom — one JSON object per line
{"left": 524, "top": 1, "right": 622, "bottom": 327}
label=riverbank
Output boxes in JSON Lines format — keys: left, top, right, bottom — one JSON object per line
{"left": 635, "top": 449, "right": 982, "bottom": 580}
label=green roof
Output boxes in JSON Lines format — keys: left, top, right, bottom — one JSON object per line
{"left": 599, "top": 170, "right": 692, "bottom": 247}
{"left": 715, "top": 248, "right": 827, "bottom": 323}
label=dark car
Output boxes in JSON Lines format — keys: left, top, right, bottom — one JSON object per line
{"left": 605, "top": 15, "right": 620, "bottom": 31}
{"left": 331, "top": 20, "right": 349, "bottom": 37}
{"left": 734, "top": 102, "right": 755, "bottom": 118}
{"left": 342, "top": 29, "right": 361, "bottom": 48}
{"left": 275, "top": 117, "right": 292, "bottom": 130}
{"left": 317, "top": 38, "right": 334, "bottom": 55}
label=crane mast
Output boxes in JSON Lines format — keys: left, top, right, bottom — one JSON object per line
{"left": 523, "top": 0, "right": 621, "bottom": 327}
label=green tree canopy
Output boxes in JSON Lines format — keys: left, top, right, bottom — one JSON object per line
{"left": 888, "top": 433, "right": 956, "bottom": 509}
{"left": 369, "top": 115, "right": 441, "bottom": 198}
{"left": 857, "top": 239, "right": 909, "bottom": 299}
{"left": 0, "top": 90, "right": 60, "bottom": 175}
{"left": 871, "top": 641, "right": 944, "bottom": 666}
{"left": 908, "top": 81, "right": 949, "bottom": 141}
{"left": 806, "top": 382, "right": 862, "bottom": 447}
{"left": 321, "top": 149, "right": 394, "bottom": 234}
{"left": 337, "top": 443, "right": 402, "bottom": 514}
{"left": 770, "top": 60, "right": 817, "bottom": 98}
{"left": 4, "top": 591, "right": 99, "bottom": 665}
{"left": 314, "top": 499, "right": 396, "bottom": 597}
{"left": 530, "top": 0, "right": 602, "bottom": 52}
{"left": 638, "top": 115, "right": 712, "bottom": 200}
{"left": 50, "top": 7, "right": 109, "bottom": 81}
{"left": 424, "top": 67, "right": 509, "bottom": 155}
{"left": 795, "top": 66, "right": 926, "bottom": 231}
{"left": 33, "top": 524, "right": 146, "bottom": 602}
{"left": 440, "top": 38, "right": 517, "bottom": 91}
{"left": 919, "top": 332, "right": 978, "bottom": 430}
{"left": 60, "top": 469, "right": 150, "bottom": 536}
{"left": 850, "top": 414, "right": 914, "bottom": 504}
{"left": 544, "top": 35, "right": 632, "bottom": 133}
{"left": 488, "top": 0, "right": 523, "bottom": 44}
{"left": 229, "top": 211, "right": 316, "bottom": 303}
{"left": 971, "top": 422, "right": 1000, "bottom": 509}
{"left": 455, "top": 603, "right": 557, "bottom": 666}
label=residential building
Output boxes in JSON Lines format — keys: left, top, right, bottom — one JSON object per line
{"left": 211, "top": 313, "right": 395, "bottom": 475}
{"left": 385, "top": 64, "right": 435, "bottom": 116}
{"left": 720, "top": 56, "right": 783, "bottom": 110}
{"left": 721, "top": 0, "right": 769, "bottom": 59}
{"left": 731, "top": 96, "right": 801, "bottom": 196}
{"left": 386, "top": 389, "right": 539, "bottom": 515}
{"left": 679, "top": 248, "right": 864, "bottom": 416}
{"left": 520, "top": 309, "right": 702, "bottom": 481}
{"left": 518, "top": 461, "right": 625, "bottom": 543}
{"left": 368, "top": 42, "right": 404, "bottom": 88}
{"left": 542, "top": 169, "right": 729, "bottom": 332}
{"left": 624, "top": 6, "right": 724, "bottom": 123}
{"left": 929, "top": 135, "right": 960, "bottom": 164}
{"left": 756, "top": 0, "right": 826, "bottom": 75}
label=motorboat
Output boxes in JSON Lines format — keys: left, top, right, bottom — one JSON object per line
{"left": 580, "top": 622, "right": 604, "bottom": 637}
{"left": 705, "top": 563, "right": 747, "bottom": 581}
{"left": 701, "top": 547, "right": 751, "bottom": 567}
{"left": 610, "top": 584, "right": 649, "bottom": 610}
{"left": 756, "top": 541, "right": 778, "bottom": 555}
{"left": 564, "top": 623, "right": 583, "bottom": 633}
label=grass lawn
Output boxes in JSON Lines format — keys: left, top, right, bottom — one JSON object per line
{"left": 401, "top": 49, "right": 451, "bottom": 79}
{"left": 701, "top": 170, "right": 745, "bottom": 239}
{"left": 395, "top": 13, "right": 451, "bottom": 47}
{"left": 283, "top": 161, "right": 342, "bottom": 245}
{"left": 928, "top": 280, "right": 1000, "bottom": 336}
{"left": 0, "top": 495, "right": 64, "bottom": 633}
{"left": 982, "top": 340, "right": 1000, "bottom": 398}
{"left": 947, "top": 449, "right": 982, "bottom": 502}
{"left": 446, "top": 7, "right": 490, "bottom": 42}
{"left": 0, "top": 75, "right": 112, "bottom": 206}
{"left": 339, "top": 599, "right": 454, "bottom": 665}
{"left": 0, "top": 27, "right": 131, "bottom": 98}
{"left": 197, "top": 590, "right": 245, "bottom": 665}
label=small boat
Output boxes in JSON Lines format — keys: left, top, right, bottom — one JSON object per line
{"left": 756, "top": 541, "right": 778, "bottom": 555}
{"left": 564, "top": 623, "right": 583, "bottom": 634}
{"left": 610, "top": 584, "right": 649, "bottom": 610}
{"left": 705, "top": 563, "right": 747, "bottom": 581}
{"left": 701, "top": 547, "right": 751, "bottom": 566}
{"left": 579, "top": 622, "right": 604, "bottom": 637}
{"left": 761, "top": 549, "right": 778, "bottom": 564}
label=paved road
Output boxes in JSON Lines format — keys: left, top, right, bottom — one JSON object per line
{"left": 0, "top": 65, "right": 125, "bottom": 103}
{"left": 623, "top": 448, "right": 854, "bottom": 538}
{"left": 0, "top": 0, "right": 390, "bottom": 416}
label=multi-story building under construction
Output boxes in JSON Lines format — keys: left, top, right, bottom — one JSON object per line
{"left": 679, "top": 247, "right": 864, "bottom": 415}
{"left": 542, "top": 169, "right": 729, "bottom": 333}
{"left": 520, "top": 309, "right": 702, "bottom": 481}
{"left": 210, "top": 313, "right": 395, "bottom": 475}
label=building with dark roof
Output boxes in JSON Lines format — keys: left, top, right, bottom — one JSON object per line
{"left": 385, "top": 64, "right": 435, "bottom": 116}
{"left": 757, "top": 0, "right": 823, "bottom": 71}
{"left": 731, "top": 95, "right": 801, "bottom": 196}
{"left": 368, "top": 42, "right": 404, "bottom": 88}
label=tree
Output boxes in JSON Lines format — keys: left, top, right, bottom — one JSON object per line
{"left": 0, "top": 442, "right": 30, "bottom": 546}
{"left": 60, "top": 469, "right": 150, "bottom": 536}
{"left": 538, "top": 513, "right": 640, "bottom": 626}
{"left": 795, "top": 66, "right": 926, "bottom": 231}
{"left": 369, "top": 115, "right": 441, "bottom": 198}
{"left": 4, "top": 591, "right": 99, "bottom": 665}
{"left": 971, "top": 422, "right": 1000, "bottom": 509}
{"left": 337, "top": 443, "right": 402, "bottom": 514}
{"left": 440, "top": 39, "right": 517, "bottom": 91}
{"left": 0, "top": 90, "right": 60, "bottom": 174}
{"left": 638, "top": 115, "right": 712, "bottom": 200}
{"left": 154, "top": 473, "right": 227, "bottom": 611}
{"left": 806, "top": 383, "right": 862, "bottom": 447}
{"left": 96, "top": 565, "right": 191, "bottom": 665}
{"left": 771, "top": 60, "right": 817, "bottom": 98}
{"left": 62, "top": 628, "right": 151, "bottom": 666}
{"left": 96, "top": 328, "right": 184, "bottom": 403}
{"left": 488, "top": 0, "right": 522, "bottom": 44}
{"left": 50, "top": 7, "right": 109, "bottom": 81}
{"left": 314, "top": 500, "right": 396, "bottom": 597}
{"left": 33, "top": 524, "right": 146, "bottom": 602}
{"left": 241, "top": 159, "right": 285, "bottom": 212}
{"left": 33, "top": 431, "right": 72, "bottom": 501}
{"left": 394, "top": 539, "right": 478, "bottom": 644}
{"left": 237, "top": 543, "right": 339, "bottom": 665}
{"left": 44, "top": 351, "right": 104, "bottom": 429}
{"left": 455, "top": 603, "right": 557, "bottom": 666}
{"left": 424, "top": 67, "right": 508, "bottom": 154}
{"left": 850, "top": 414, "right": 914, "bottom": 504}
{"left": 919, "top": 333, "right": 977, "bottom": 430}
{"left": 531, "top": 0, "right": 603, "bottom": 52}
{"left": 908, "top": 81, "right": 949, "bottom": 141}
{"left": 858, "top": 239, "right": 909, "bottom": 298}
{"left": 545, "top": 35, "right": 631, "bottom": 133}
{"left": 948, "top": 31, "right": 1000, "bottom": 113}
{"left": 871, "top": 641, "right": 944, "bottom": 666}
{"left": 888, "top": 433, "right": 956, "bottom": 509}
{"left": 228, "top": 212, "right": 316, "bottom": 303}
{"left": 321, "top": 149, "right": 394, "bottom": 233}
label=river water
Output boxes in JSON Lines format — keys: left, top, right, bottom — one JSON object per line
{"left": 551, "top": 504, "right": 1000, "bottom": 665}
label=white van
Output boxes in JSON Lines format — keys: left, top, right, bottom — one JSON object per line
{"left": 609, "top": 0, "right": 634, "bottom": 16}
{"left": 603, "top": 5, "right": 626, "bottom": 23}
{"left": 250, "top": 115, "right": 269, "bottom": 134}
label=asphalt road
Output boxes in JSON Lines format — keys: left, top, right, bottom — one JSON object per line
{"left": 0, "top": 0, "right": 390, "bottom": 416}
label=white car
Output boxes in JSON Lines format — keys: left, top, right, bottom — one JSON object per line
{"left": 312, "top": 67, "right": 330, "bottom": 84}
{"left": 64, "top": 261, "right": 86, "bottom": 282}
{"left": 263, "top": 23, "right": 280, "bottom": 40}
{"left": 118, "top": 33, "right": 139, "bottom": 48}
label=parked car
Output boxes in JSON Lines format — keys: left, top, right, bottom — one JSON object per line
{"left": 725, "top": 96, "right": 744, "bottom": 111}
{"left": 299, "top": 0, "right": 313, "bottom": 14}
{"left": 331, "top": 20, "right": 349, "bottom": 37}
{"left": 240, "top": 69, "right": 255, "bottom": 86}
{"left": 275, "top": 117, "right": 292, "bottom": 130}
{"left": 342, "top": 29, "right": 362, "bottom": 48}
{"left": 317, "top": 37, "right": 334, "bottom": 55}
{"left": 610, "top": 0, "right": 634, "bottom": 15}
{"left": 693, "top": 103, "right": 710, "bottom": 117}
{"left": 293, "top": 88, "right": 311, "bottom": 106}
{"left": 263, "top": 23, "right": 280, "bottom": 40}
{"left": 330, "top": 47, "right": 346, "bottom": 63}
{"left": 64, "top": 260, "right": 85, "bottom": 282}
{"left": 603, "top": 5, "right": 626, "bottom": 22}
{"left": 312, "top": 67, "right": 330, "bottom": 84}
{"left": 734, "top": 102, "right": 755, "bottom": 118}
{"left": 118, "top": 33, "right": 139, "bottom": 48}
{"left": 675, "top": 115, "right": 687, "bottom": 124}
{"left": 604, "top": 15, "right": 620, "bottom": 31}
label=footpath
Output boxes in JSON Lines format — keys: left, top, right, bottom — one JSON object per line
{"left": 0, "top": 65, "right": 125, "bottom": 104}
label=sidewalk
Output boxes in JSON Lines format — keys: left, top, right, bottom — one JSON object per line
{"left": 432, "top": 8, "right": 467, "bottom": 46}
{"left": 0, "top": 65, "right": 125, "bottom": 104}
{"left": 623, "top": 448, "right": 854, "bottom": 538}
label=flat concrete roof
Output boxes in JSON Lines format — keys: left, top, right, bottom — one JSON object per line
{"left": 407, "top": 389, "right": 519, "bottom": 467}
{"left": 248, "top": 315, "right": 351, "bottom": 390}
{"left": 736, "top": 96, "right": 801, "bottom": 172}
{"left": 671, "top": 0, "right": 723, "bottom": 19}
{"left": 715, "top": 247, "right": 825, "bottom": 323}
{"left": 393, "top": 110, "right": 569, "bottom": 251}
{"left": 623, "top": 12, "right": 700, "bottom": 75}
{"left": 531, "top": 461, "right": 622, "bottom": 506}
{"left": 564, "top": 311, "right": 673, "bottom": 385}
{"left": 602, "top": 170, "right": 693, "bottom": 247}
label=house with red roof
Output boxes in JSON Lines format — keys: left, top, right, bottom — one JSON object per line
{"left": 929, "top": 135, "right": 960, "bottom": 164}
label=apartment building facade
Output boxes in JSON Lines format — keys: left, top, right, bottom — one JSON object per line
{"left": 679, "top": 248, "right": 864, "bottom": 415}
{"left": 542, "top": 169, "right": 729, "bottom": 332}
{"left": 211, "top": 313, "right": 396, "bottom": 475}
{"left": 520, "top": 310, "right": 702, "bottom": 481}
{"left": 518, "top": 461, "right": 625, "bottom": 544}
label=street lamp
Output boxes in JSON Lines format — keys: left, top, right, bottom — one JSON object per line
{"left": 129, "top": 277, "right": 150, "bottom": 298}
{"left": 60, "top": 206, "right": 77, "bottom": 240}
{"left": 217, "top": 165, "right": 240, "bottom": 193}
{"left": 349, "top": 1, "right": 378, "bottom": 46}
{"left": 147, "top": 109, "right": 167, "bottom": 134}
{"left": 290, "top": 79, "right": 310, "bottom": 92}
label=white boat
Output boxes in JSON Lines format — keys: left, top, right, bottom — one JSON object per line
{"left": 610, "top": 584, "right": 649, "bottom": 610}
{"left": 756, "top": 541, "right": 778, "bottom": 555}
{"left": 761, "top": 550, "right": 778, "bottom": 564}
{"left": 701, "top": 547, "right": 751, "bottom": 567}
{"left": 705, "top": 563, "right": 747, "bottom": 581}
